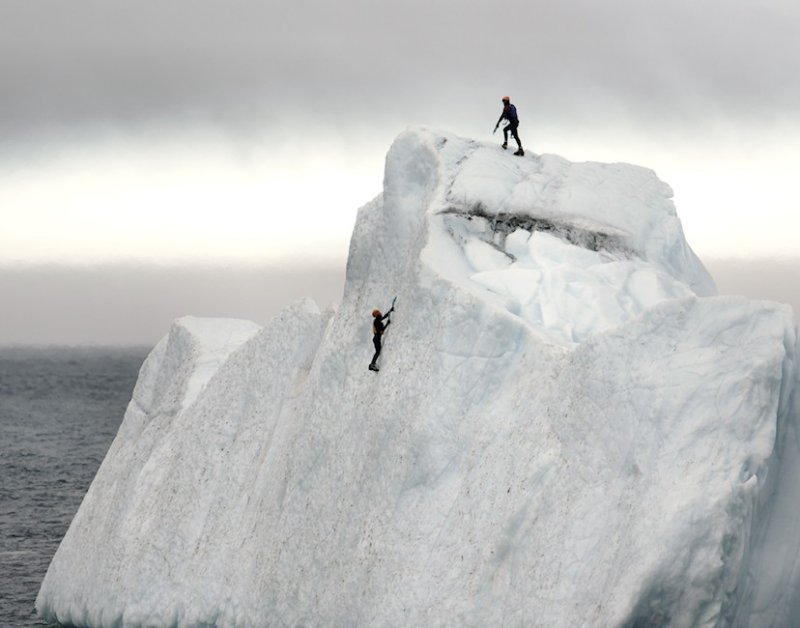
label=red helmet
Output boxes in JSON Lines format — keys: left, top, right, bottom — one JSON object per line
{"left": 372, "top": 309, "right": 381, "bottom": 317}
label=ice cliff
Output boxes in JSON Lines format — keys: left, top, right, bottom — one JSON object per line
{"left": 38, "top": 128, "right": 800, "bottom": 627}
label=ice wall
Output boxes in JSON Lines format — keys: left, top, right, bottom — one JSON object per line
{"left": 38, "top": 129, "right": 800, "bottom": 627}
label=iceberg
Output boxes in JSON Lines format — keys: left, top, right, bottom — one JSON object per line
{"left": 38, "top": 128, "right": 800, "bottom": 626}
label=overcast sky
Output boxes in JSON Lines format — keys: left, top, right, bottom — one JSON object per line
{"left": 1, "top": 0, "right": 798, "bottom": 343}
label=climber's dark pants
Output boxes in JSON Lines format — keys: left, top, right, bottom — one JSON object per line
{"left": 503, "top": 122, "right": 522, "bottom": 149}
{"left": 371, "top": 335, "right": 382, "bottom": 366}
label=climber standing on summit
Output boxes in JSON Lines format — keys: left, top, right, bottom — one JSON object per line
{"left": 494, "top": 96, "right": 524, "bottom": 156}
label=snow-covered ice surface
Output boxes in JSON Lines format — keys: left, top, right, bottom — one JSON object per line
{"left": 38, "top": 128, "right": 800, "bottom": 627}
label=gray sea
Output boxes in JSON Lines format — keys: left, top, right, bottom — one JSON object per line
{"left": 0, "top": 346, "right": 150, "bottom": 627}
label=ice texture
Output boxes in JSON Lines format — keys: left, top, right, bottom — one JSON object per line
{"left": 37, "top": 129, "right": 800, "bottom": 627}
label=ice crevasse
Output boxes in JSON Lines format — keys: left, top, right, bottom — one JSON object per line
{"left": 38, "top": 128, "right": 800, "bottom": 627}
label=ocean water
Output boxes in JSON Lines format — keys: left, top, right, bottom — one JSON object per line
{"left": 0, "top": 346, "right": 150, "bottom": 627}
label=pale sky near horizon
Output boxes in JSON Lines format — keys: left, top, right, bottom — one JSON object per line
{"left": 1, "top": 0, "right": 799, "bottom": 342}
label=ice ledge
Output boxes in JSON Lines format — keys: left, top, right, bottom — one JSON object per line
{"left": 439, "top": 205, "right": 636, "bottom": 259}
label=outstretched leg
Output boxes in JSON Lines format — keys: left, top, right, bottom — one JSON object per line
{"left": 509, "top": 123, "right": 524, "bottom": 155}
{"left": 510, "top": 123, "right": 522, "bottom": 149}
{"left": 370, "top": 335, "right": 382, "bottom": 368}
